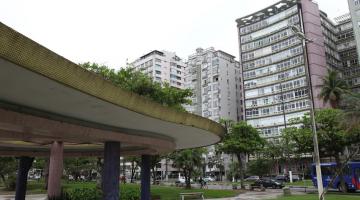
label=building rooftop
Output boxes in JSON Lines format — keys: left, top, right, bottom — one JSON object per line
{"left": 236, "top": 0, "right": 298, "bottom": 27}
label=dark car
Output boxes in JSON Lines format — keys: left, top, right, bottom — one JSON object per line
{"left": 275, "top": 175, "right": 289, "bottom": 182}
{"left": 251, "top": 179, "right": 285, "bottom": 189}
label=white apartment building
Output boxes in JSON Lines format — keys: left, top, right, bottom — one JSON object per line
{"left": 131, "top": 50, "right": 186, "bottom": 89}
{"left": 185, "top": 47, "right": 242, "bottom": 122}
{"left": 184, "top": 47, "right": 242, "bottom": 179}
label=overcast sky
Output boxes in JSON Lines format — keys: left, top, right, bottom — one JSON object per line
{"left": 0, "top": 0, "right": 349, "bottom": 69}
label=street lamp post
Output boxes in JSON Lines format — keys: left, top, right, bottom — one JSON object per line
{"left": 290, "top": 25, "right": 324, "bottom": 200}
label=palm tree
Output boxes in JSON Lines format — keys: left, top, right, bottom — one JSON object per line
{"left": 318, "top": 70, "right": 349, "bottom": 108}
{"left": 340, "top": 93, "right": 360, "bottom": 130}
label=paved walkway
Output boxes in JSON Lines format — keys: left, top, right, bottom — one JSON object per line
{"left": 0, "top": 194, "right": 46, "bottom": 200}
{"left": 207, "top": 189, "right": 291, "bottom": 200}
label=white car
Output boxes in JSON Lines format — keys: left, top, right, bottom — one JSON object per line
{"left": 245, "top": 176, "right": 260, "bottom": 181}
{"left": 203, "top": 177, "right": 215, "bottom": 182}
{"left": 176, "top": 177, "right": 193, "bottom": 186}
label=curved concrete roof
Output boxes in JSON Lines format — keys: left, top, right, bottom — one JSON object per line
{"left": 0, "top": 22, "right": 225, "bottom": 156}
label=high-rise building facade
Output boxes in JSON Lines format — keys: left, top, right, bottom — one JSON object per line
{"left": 184, "top": 47, "right": 242, "bottom": 122}
{"left": 334, "top": 13, "right": 360, "bottom": 92}
{"left": 184, "top": 47, "right": 242, "bottom": 178}
{"left": 131, "top": 50, "right": 186, "bottom": 89}
{"left": 236, "top": 0, "right": 329, "bottom": 139}
{"left": 348, "top": 0, "right": 360, "bottom": 61}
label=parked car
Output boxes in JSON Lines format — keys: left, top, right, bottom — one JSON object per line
{"left": 291, "top": 175, "right": 301, "bottom": 182}
{"left": 203, "top": 176, "right": 215, "bottom": 182}
{"left": 245, "top": 176, "right": 260, "bottom": 181}
{"left": 275, "top": 175, "right": 289, "bottom": 182}
{"left": 175, "top": 177, "right": 193, "bottom": 186}
{"left": 251, "top": 179, "right": 284, "bottom": 189}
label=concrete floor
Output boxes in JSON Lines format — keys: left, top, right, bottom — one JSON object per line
{"left": 0, "top": 194, "right": 46, "bottom": 200}
{"left": 206, "top": 189, "right": 284, "bottom": 200}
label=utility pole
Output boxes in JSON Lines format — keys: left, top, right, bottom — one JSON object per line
{"left": 290, "top": 25, "right": 324, "bottom": 200}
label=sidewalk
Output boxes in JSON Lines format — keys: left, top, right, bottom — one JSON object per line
{"left": 0, "top": 194, "right": 46, "bottom": 200}
{"left": 206, "top": 189, "right": 283, "bottom": 200}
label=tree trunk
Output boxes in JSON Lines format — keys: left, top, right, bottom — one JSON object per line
{"left": 0, "top": 174, "right": 6, "bottom": 188}
{"left": 236, "top": 153, "right": 245, "bottom": 189}
{"left": 335, "top": 155, "right": 347, "bottom": 193}
{"left": 43, "top": 158, "right": 50, "bottom": 190}
{"left": 152, "top": 168, "right": 157, "bottom": 185}
{"left": 15, "top": 157, "right": 34, "bottom": 200}
{"left": 184, "top": 170, "right": 191, "bottom": 189}
{"left": 165, "top": 158, "right": 168, "bottom": 182}
{"left": 130, "top": 161, "right": 135, "bottom": 183}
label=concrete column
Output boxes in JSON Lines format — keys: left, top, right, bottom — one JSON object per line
{"left": 15, "top": 156, "right": 34, "bottom": 200}
{"left": 141, "top": 155, "right": 151, "bottom": 200}
{"left": 47, "top": 141, "right": 64, "bottom": 199}
{"left": 102, "top": 142, "right": 120, "bottom": 200}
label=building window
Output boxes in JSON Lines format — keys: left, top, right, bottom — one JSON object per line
{"left": 355, "top": 0, "right": 360, "bottom": 6}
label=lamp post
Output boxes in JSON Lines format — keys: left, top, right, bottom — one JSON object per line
{"left": 290, "top": 25, "right": 324, "bottom": 200}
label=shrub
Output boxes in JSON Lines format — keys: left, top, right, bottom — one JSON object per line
{"left": 63, "top": 185, "right": 140, "bottom": 200}
{"left": 63, "top": 187, "right": 101, "bottom": 200}
{"left": 5, "top": 175, "right": 16, "bottom": 191}
{"left": 120, "top": 187, "right": 140, "bottom": 200}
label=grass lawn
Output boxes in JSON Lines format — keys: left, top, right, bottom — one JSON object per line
{"left": 149, "top": 185, "right": 240, "bottom": 200}
{"left": 285, "top": 180, "right": 313, "bottom": 187}
{"left": 1, "top": 181, "right": 241, "bottom": 199}
{"left": 273, "top": 194, "right": 360, "bottom": 200}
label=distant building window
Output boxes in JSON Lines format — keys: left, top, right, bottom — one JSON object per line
{"left": 355, "top": 0, "right": 360, "bottom": 5}
{"left": 155, "top": 70, "right": 161, "bottom": 75}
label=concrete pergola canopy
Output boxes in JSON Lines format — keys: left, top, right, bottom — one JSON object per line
{"left": 0, "top": 22, "right": 225, "bottom": 156}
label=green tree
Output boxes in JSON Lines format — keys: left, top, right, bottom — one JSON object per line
{"left": 150, "top": 155, "right": 162, "bottom": 185}
{"left": 319, "top": 70, "right": 349, "bottom": 108}
{"left": 64, "top": 157, "right": 98, "bottom": 181}
{"left": 227, "top": 161, "right": 240, "bottom": 182}
{"left": 80, "top": 62, "right": 192, "bottom": 111}
{"left": 340, "top": 93, "right": 360, "bottom": 131}
{"left": 0, "top": 157, "right": 17, "bottom": 189}
{"left": 126, "top": 156, "right": 140, "bottom": 183}
{"left": 246, "top": 158, "right": 273, "bottom": 177}
{"left": 170, "top": 148, "right": 206, "bottom": 189}
{"left": 261, "top": 140, "right": 283, "bottom": 175}
{"left": 283, "top": 109, "right": 360, "bottom": 192}
{"left": 218, "top": 121, "right": 265, "bottom": 188}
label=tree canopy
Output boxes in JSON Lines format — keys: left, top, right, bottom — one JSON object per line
{"left": 218, "top": 121, "right": 265, "bottom": 188}
{"left": 319, "top": 70, "right": 349, "bottom": 108}
{"left": 170, "top": 148, "right": 206, "bottom": 189}
{"left": 80, "top": 62, "right": 192, "bottom": 111}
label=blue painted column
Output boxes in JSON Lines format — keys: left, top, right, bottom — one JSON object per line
{"left": 102, "top": 142, "right": 120, "bottom": 200}
{"left": 15, "top": 156, "right": 34, "bottom": 200}
{"left": 141, "top": 155, "right": 151, "bottom": 200}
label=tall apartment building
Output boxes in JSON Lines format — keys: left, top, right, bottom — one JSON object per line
{"left": 184, "top": 47, "right": 242, "bottom": 122}
{"left": 236, "top": 0, "right": 330, "bottom": 139}
{"left": 334, "top": 13, "right": 360, "bottom": 92}
{"left": 184, "top": 47, "right": 242, "bottom": 178}
{"left": 131, "top": 50, "right": 186, "bottom": 89}
{"left": 348, "top": 0, "right": 360, "bottom": 61}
